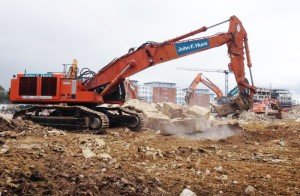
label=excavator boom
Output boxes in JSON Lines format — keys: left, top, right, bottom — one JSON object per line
{"left": 86, "top": 16, "right": 255, "bottom": 97}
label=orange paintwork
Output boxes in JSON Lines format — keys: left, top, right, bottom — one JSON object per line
{"left": 10, "top": 15, "right": 255, "bottom": 106}
{"left": 252, "top": 98, "right": 281, "bottom": 114}
{"left": 10, "top": 73, "right": 103, "bottom": 104}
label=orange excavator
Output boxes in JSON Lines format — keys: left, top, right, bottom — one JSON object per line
{"left": 252, "top": 98, "right": 282, "bottom": 119}
{"left": 10, "top": 15, "right": 256, "bottom": 131}
{"left": 185, "top": 73, "right": 223, "bottom": 105}
{"left": 124, "top": 78, "right": 139, "bottom": 100}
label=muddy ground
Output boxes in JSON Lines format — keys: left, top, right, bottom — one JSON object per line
{"left": 0, "top": 116, "right": 299, "bottom": 195}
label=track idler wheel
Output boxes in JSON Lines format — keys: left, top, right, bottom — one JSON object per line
{"left": 89, "top": 116, "right": 102, "bottom": 130}
{"left": 126, "top": 115, "right": 141, "bottom": 131}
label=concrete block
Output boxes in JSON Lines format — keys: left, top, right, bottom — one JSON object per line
{"left": 171, "top": 117, "right": 206, "bottom": 132}
{"left": 187, "top": 105, "right": 210, "bottom": 119}
{"left": 146, "top": 114, "right": 170, "bottom": 131}
{"left": 162, "top": 102, "right": 184, "bottom": 119}
{"left": 123, "top": 99, "right": 157, "bottom": 113}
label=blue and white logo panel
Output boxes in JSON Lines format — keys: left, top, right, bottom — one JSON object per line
{"left": 175, "top": 38, "right": 210, "bottom": 56}
{"left": 24, "top": 73, "right": 53, "bottom": 77}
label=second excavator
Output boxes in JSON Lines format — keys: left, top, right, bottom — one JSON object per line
{"left": 10, "top": 15, "right": 256, "bottom": 131}
{"left": 185, "top": 73, "right": 223, "bottom": 105}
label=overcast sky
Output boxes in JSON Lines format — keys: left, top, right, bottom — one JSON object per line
{"left": 0, "top": 0, "right": 299, "bottom": 99}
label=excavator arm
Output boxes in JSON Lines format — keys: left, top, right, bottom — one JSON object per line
{"left": 85, "top": 15, "right": 256, "bottom": 113}
{"left": 185, "top": 73, "right": 223, "bottom": 104}
{"left": 199, "top": 75, "right": 224, "bottom": 99}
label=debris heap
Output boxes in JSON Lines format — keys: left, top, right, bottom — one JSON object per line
{"left": 122, "top": 100, "right": 213, "bottom": 135}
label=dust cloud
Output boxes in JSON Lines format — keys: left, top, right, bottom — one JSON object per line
{"left": 161, "top": 119, "right": 209, "bottom": 136}
{"left": 164, "top": 124, "right": 242, "bottom": 141}
{"left": 187, "top": 125, "right": 241, "bottom": 140}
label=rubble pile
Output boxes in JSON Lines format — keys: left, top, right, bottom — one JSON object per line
{"left": 0, "top": 105, "right": 299, "bottom": 194}
{"left": 123, "top": 99, "right": 212, "bottom": 135}
{"left": 287, "top": 106, "right": 300, "bottom": 120}
{"left": 0, "top": 116, "right": 66, "bottom": 139}
{"left": 0, "top": 116, "right": 298, "bottom": 194}
{"left": 238, "top": 111, "right": 269, "bottom": 122}
{"left": 0, "top": 116, "right": 15, "bottom": 132}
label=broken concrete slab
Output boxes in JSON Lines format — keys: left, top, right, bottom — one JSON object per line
{"left": 162, "top": 102, "right": 184, "bottom": 119}
{"left": 122, "top": 99, "right": 213, "bottom": 135}
{"left": 146, "top": 114, "right": 170, "bottom": 131}
{"left": 187, "top": 105, "right": 210, "bottom": 119}
{"left": 170, "top": 118, "right": 206, "bottom": 133}
{"left": 123, "top": 99, "right": 158, "bottom": 113}
{"left": 150, "top": 103, "right": 162, "bottom": 111}
{"left": 123, "top": 100, "right": 172, "bottom": 131}
{"left": 160, "top": 117, "right": 208, "bottom": 135}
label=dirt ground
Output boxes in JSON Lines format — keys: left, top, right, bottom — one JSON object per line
{"left": 0, "top": 115, "right": 299, "bottom": 195}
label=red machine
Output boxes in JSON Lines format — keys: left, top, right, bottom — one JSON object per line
{"left": 252, "top": 98, "right": 282, "bottom": 118}
{"left": 10, "top": 15, "right": 256, "bottom": 131}
{"left": 185, "top": 73, "right": 223, "bottom": 105}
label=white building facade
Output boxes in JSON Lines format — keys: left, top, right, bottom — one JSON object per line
{"left": 137, "top": 85, "right": 153, "bottom": 103}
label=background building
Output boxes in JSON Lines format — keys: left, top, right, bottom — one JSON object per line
{"left": 176, "top": 88, "right": 211, "bottom": 107}
{"left": 271, "top": 89, "right": 292, "bottom": 107}
{"left": 253, "top": 87, "right": 293, "bottom": 107}
{"left": 134, "top": 80, "right": 213, "bottom": 106}
{"left": 133, "top": 80, "right": 296, "bottom": 108}
{"left": 176, "top": 88, "right": 186, "bottom": 105}
{"left": 253, "top": 88, "right": 271, "bottom": 101}
{"left": 184, "top": 88, "right": 210, "bottom": 107}
{"left": 137, "top": 84, "right": 153, "bottom": 103}
{"left": 144, "top": 82, "right": 177, "bottom": 103}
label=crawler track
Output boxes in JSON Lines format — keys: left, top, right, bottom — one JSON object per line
{"left": 13, "top": 105, "right": 146, "bottom": 132}
{"left": 94, "top": 106, "right": 146, "bottom": 131}
{"left": 13, "top": 105, "right": 109, "bottom": 131}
